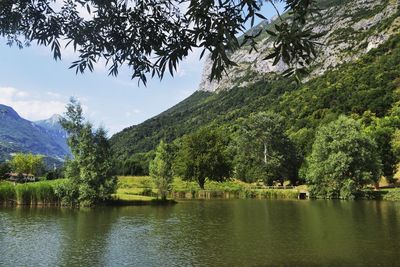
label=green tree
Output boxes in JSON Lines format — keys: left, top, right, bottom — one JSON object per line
{"left": 393, "top": 129, "right": 400, "bottom": 162}
{"left": 234, "top": 112, "right": 299, "bottom": 185}
{"left": 0, "top": 162, "right": 11, "bottom": 179}
{"left": 10, "top": 153, "right": 44, "bottom": 176}
{"left": 361, "top": 112, "right": 400, "bottom": 183}
{"left": 149, "top": 141, "right": 173, "bottom": 200}
{"left": 0, "top": 0, "right": 318, "bottom": 83}
{"left": 60, "top": 98, "right": 117, "bottom": 206}
{"left": 306, "top": 116, "right": 382, "bottom": 199}
{"left": 174, "top": 128, "right": 231, "bottom": 189}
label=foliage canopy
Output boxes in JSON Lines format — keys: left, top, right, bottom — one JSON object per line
{"left": 0, "top": 0, "right": 320, "bottom": 84}
{"left": 306, "top": 116, "right": 382, "bottom": 199}
{"left": 174, "top": 127, "right": 231, "bottom": 189}
{"left": 149, "top": 140, "right": 173, "bottom": 200}
{"left": 60, "top": 98, "right": 117, "bottom": 206}
{"left": 111, "top": 35, "right": 400, "bottom": 187}
{"left": 234, "top": 112, "right": 299, "bottom": 185}
{"left": 10, "top": 153, "right": 44, "bottom": 176}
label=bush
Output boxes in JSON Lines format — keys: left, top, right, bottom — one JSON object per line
{"left": 53, "top": 180, "right": 79, "bottom": 206}
{"left": 383, "top": 188, "right": 400, "bottom": 201}
{"left": 141, "top": 188, "right": 153, "bottom": 196}
{"left": 339, "top": 179, "right": 357, "bottom": 200}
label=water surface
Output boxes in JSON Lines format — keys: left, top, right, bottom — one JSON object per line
{"left": 1, "top": 200, "right": 399, "bottom": 266}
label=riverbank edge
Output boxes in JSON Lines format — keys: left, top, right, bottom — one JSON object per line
{"left": 2, "top": 180, "right": 400, "bottom": 207}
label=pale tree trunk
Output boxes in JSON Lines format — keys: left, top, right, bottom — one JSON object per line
{"left": 263, "top": 142, "right": 267, "bottom": 165}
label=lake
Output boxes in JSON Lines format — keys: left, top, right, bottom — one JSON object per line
{"left": 1, "top": 199, "right": 399, "bottom": 266}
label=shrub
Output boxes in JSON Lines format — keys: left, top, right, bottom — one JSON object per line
{"left": 141, "top": 188, "right": 153, "bottom": 196}
{"left": 53, "top": 180, "right": 79, "bottom": 206}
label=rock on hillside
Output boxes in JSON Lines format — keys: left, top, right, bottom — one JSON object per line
{"left": 198, "top": 0, "right": 400, "bottom": 92}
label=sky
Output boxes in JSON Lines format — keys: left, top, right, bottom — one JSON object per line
{"left": 0, "top": 2, "right": 284, "bottom": 136}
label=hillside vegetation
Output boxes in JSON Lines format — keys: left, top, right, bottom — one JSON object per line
{"left": 111, "top": 34, "right": 400, "bottom": 170}
{"left": 0, "top": 105, "right": 69, "bottom": 161}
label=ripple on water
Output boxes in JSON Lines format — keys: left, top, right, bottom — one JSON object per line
{"left": 1, "top": 200, "right": 400, "bottom": 267}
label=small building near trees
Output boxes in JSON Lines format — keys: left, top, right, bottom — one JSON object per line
{"left": 6, "top": 173, "right": 38, "bottom": 183}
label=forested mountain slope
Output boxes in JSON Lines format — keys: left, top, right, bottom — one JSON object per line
{"left": 111, "top": 34, "right": 400, "bottom": 160}
{"left": 110, "top": 0, "right": 400, "bottom": 174}
{"left": 0, "top": 105, "right": 69, "bottom": 161}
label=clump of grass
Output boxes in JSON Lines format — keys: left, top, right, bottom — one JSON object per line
{"left": 0, "top": 182, "right": 16, "bottom": 204}
{"left": 0, "top": 180, "right": 66, "bottom": 206}
{"left": 255, "top": 189, "right": 299, "bottom": 199}
{"left": 117, "top": 176, "right": 301, "bottom": 200}
{"left": 15, "top": 184, "right": 33, "bottom": 205}
{"left": 32, "top": 182, "right": 58, "bottom": 204}
{"left": 382, "top": 188, "right": 400, "bottom": 201}
{"left": 118, "top": 176, "right": 155, "bottom": 189}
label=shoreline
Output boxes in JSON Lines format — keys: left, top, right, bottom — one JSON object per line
{"left": 1, "top": 175, "right": 400, "bottom": 207}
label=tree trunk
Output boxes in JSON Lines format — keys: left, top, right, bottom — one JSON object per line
{"left": 264, "top": 143, "right": 267, "bottom": 164}
{"left": 198, "top": 177, "right": 205, "bottom": 189}
{"left": 374, "top": 182, "right": 379, "bottom": 190}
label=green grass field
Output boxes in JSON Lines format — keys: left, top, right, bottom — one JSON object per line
{"left": 116, "top": 176, "right": 300, "bottom": 200}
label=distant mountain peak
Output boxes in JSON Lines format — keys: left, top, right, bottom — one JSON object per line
{"left": 50, "top": 114, "right": 61, "bottom": 120}
{"left": 35, "top": 114, "right": 62, "bottom": 125}
{"left": 0, "top": 106, "right": 70, "bottom": 161}
{"left": 0, "top": 104, "right": 22, "bottom": 120}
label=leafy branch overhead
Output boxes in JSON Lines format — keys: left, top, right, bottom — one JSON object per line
{"left": 0, "top": 0, "right": 320, "bottom": 84}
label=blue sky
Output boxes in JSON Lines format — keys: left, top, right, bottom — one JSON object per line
{"left": 0, "top": 2, "right": 284, "bottom": 135}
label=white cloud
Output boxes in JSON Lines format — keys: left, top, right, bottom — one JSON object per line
{"left": 0, "top": 86, "right": 66, "bottom": 121}
{"left": 125, "top": 109, "right": 141, "bottom": 118}
{"left": 46, "top": 91, "right": 62, "bottom": 98}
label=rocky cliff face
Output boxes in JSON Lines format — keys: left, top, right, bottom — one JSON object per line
{"left": 198, "top": 0, "right": 400, "bottom": 92}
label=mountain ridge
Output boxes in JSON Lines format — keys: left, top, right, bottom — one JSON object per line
{"left": 0, "top": 104, "right": 70, "bottom": 161}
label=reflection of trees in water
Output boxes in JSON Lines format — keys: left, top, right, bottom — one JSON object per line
{"left": 58, "top": 207, "right": 120, "bottom": 267}
{"left": 1, "top": 201, "right": 400, "bottom": 266}
{"left": 369, "top": 201, "right": 400, "bottom": 248}
{"left": 103, "top": 205, "right": 202, "bottom": 266}
{"left": 291, "top": 200, "right": 400, "bottom": 266}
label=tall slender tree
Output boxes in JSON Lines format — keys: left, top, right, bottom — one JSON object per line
{"left": 149, "top": 140, "right": 173, "bottom": 200}
{"left": 60, "top": 98, "right": 117, "bottom": 206}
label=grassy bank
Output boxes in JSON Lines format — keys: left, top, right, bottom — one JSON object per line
{"left": 0, "top": 180, "right": 66, "bottom": 205}
{"left": 0, "top": 177, "right": 171, "bottom": 206}
{"left": 117, "top": 176, "right": 300, "bottom": 200}
{"left": 2, "top": 177, "right": 399, "bottom": 206}
{"left": 377, "top": 188, "right": 400, "bottom": 201}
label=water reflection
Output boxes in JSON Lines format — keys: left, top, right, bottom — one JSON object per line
{"left": 0, "top": 200, "right": 399, "bottom": 267}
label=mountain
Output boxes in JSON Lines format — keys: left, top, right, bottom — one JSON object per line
{"left": 110, "top": 0, "right": 400, "bottom": 169}
{"left": 34, "top": 114, "right": 70, "bottom": 155}
{"left": 0, "top": 105, "right": 70, "bottom": 161}
{"left": 198, "top": 0, "right": 399, "bottom": 92}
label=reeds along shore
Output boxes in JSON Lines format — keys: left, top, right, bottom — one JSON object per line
{"left": 2, "top": 176, "right": 400, "bottom": 206}
{"left": 0, "top": 180, "right": 64, "bottom": 206}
